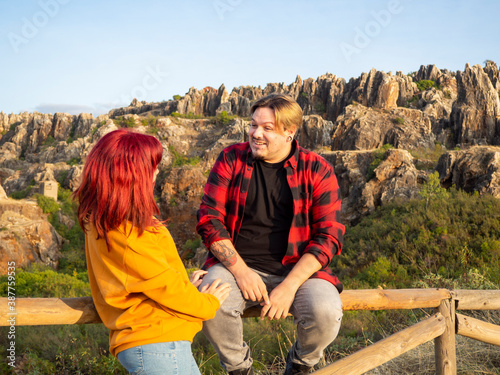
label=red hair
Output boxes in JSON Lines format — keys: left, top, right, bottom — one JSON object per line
{"left": 74, "top": 129, "right": 163, "bottom": 244}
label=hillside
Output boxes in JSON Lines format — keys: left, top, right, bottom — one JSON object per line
{"left": 1, "top": 61, "right": 500, "bottom": 273}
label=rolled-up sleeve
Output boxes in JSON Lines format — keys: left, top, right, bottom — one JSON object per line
{"left": 196, "top": 151, "right": 234, "bottom": 248}
{"left": 302, "top": 164, "right": 344, "bottom": 268}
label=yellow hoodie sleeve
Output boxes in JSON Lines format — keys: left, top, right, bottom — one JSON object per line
{"left": 119, "top": 224, "right": 220, "bottom": 322}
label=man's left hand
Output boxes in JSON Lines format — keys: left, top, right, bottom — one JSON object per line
{"left": 259, "top": 282, "right": 296, "bottom": 320}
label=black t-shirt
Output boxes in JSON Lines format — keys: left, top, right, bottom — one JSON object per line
{"left": 234, "top": 156, "right": 293, "bottom": 275}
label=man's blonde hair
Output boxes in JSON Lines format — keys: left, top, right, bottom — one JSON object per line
{"left": 251, "top": 93, "right": 303, "bottom": 133}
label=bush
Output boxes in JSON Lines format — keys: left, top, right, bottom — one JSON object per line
{"left": 215, "top": 111, "right": 236, "bottom": 126}
{"left": 169, "top": 146, "right": 200, "bottom": 167}
{"left": 9, "top": 179, "right": 36, "bottom": 199}
{"left": 112, "top": 116, "right": 136, "bottom": 128}
{"left": 416, "top": 79, "right": 442, "bottom": 92}
{"left": 0, "top": 267, "right": 90, "bottom": 298}
{"left": 67, "top": 157, "right": 81, "bottom": 166}
{"left": 170, "top": 111, "right": 204, "bottom": 119}
{"left": 35, "top": 194, "right": 60, "bottom": 214}
{"left": 333, "top": 186, "right": 500, "bottom": 288}
{"left": 366, "top": 144, "right": 393, "bottom": 181}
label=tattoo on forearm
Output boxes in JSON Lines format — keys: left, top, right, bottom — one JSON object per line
{"left": 211, "top": 242, "right": 237, "bottom": 267}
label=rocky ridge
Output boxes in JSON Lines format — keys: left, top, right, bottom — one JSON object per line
{"left": 1, "top": 61, "right": 500, "bottom": 273}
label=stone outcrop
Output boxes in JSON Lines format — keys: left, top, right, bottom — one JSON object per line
{"left": 436, "top": 146, "right": 500, "bottom": 197}
{"left": 331, "top": 104, "right": 434, "bottom": 151}
{"left": 321, "top": 149, "right": 423, "bottom": 224}
{"left": 296, "top": 115, "right": 334, "bottom": 151}
{"left": 451, "top": 64, "right": 500, "bottom": 146}
{"left": 160, "top": 167, "right": 207, "bottom": 248}
{"left": 0, "top": 194, "right": 63, "bottom": 274}
{"left": 2, "top": 61, "right": 500, "bottom": 269}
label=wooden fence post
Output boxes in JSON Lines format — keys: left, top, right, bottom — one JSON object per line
{"left": 434, "top": 298, "right": 457, "bottom": 375}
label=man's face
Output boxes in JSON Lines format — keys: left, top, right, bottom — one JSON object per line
{"left": 249, "top": 107, "right": 294, "bottom": 163}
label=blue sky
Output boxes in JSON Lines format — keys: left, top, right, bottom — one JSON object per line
{"left": 1, "top": 0, "right": 499, "bottom": 116}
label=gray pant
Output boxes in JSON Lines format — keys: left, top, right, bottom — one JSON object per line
{"left": 200, "top": 263, "right": 343, "bottom": 372}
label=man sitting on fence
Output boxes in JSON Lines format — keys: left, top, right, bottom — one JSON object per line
{"left": 196, "top": 93, "right": 345, "bottom": 374}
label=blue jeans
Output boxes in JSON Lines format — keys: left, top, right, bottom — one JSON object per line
{"left": 117, "top": 341, "right": 201, "bottom": 375}
{"left": 200, "top": 263, "right": 343, "bottom": 372}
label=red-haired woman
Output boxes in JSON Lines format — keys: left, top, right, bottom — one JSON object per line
{"left": 75, "top": 129, "right": 230, "bottom": 374}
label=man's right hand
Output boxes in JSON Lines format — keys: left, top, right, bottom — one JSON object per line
{"left": 233, "top": 267, "right": 270, "bottom": 304}
{"left": 210, "top": 239, "right": 270, "bottom": 304}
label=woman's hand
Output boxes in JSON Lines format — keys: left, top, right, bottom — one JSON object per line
{"left": 200, "top": 278, "right": 231, "bottom": 304}
{"left": 189, "top": 269, "right": 208, "bottom": 288}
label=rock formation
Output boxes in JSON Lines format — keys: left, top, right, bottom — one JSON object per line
{"left": 0, "top": 190, "right": 63, "bottom": 273}
{"left": 451, "top": 64, "right": 500, "bottom": 146}
{"left": 1, "top": 61, "right": 500, "bottom": 272}
{"left": 437, "top": 146, "right": 500, "bottom": 197}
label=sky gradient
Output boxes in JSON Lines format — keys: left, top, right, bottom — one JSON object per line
{"left": 1, "top": 0, "right": 499, "bottom": 116}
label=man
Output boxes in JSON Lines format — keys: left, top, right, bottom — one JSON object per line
{"left": 197, "top": 93, "right": 345, "bottom": 375}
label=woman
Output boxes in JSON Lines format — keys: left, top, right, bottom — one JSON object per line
{"left": 75, "top": 129, "right": 230, "bottom": 374}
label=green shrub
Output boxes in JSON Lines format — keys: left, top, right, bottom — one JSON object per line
{"left": 333, "top": 187, "right": 500, "bottom": 288}
{"left": 9, "top": 121, "right": 23, "bottom": 132}
{"left": 42, "top": 135, "right": 56, "bottom": 148}
{"left": 416, "top": 79, "right": 442, "bottom": 92}
{"left": 170, "top": 111, "right": 204, "bottom": 119}
{"left": 409, "top": 143, "right": 446, "bottom": 170}
{"left": 67, "top": 157, "right": 81, "bottom": 166}
{"left": 0, "top": 267, "right": 90, "bottom": 298}
{"left": 0, "top": 324, "right": 126, "bottom": 374}
{"left": 169, "top": 146, "right": 200, "bottom": 167}
{"left": 315, "top": 102, "right": 326, "bottom": 114}
{"left": 112, "top": 115, "right": 137, "bottom": 128}
{"left": 35, "top": 194, "right": 60, "bottom": 214}
{"left": 173, "top": 94, "right": 182, "bottom": 100}
{"left": 215, "top": 110, "right": 236, "bottom": 126}
{"left": 366, "top": 144, "right": 393, "bottom": 181}
{"left": 9, "top": 179, "right": 36, "bottom": 199}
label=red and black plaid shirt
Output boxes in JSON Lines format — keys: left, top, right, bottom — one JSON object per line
{"left": 196, "top": 140, "right": 345, "bottom": 292}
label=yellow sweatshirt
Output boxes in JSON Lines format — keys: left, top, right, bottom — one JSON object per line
{"left": 85, "top": 220, "right": 220, "bottom": 357}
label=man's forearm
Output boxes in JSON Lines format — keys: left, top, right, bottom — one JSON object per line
{"left": 281, "top": 253, "right": 322, "bottom": 292}
{"left": 210, "top": 239, "right": 248, "bottom": 276}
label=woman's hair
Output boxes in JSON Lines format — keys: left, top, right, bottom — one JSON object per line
{"left": 250, "top": 93, "right": 303, "bottom": 133}
{"left": 74, "top": 129, "right": 163, "bottom": 242}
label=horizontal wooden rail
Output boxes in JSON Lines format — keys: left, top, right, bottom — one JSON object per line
{"left": 313, "top": 313, "right": 447, "bottom": 375}
{"left": 451, "top": 290, "right": 500, "bottom": 310}
{"left": 0, "top": 289, "right": 453, "bottom": 326}
{"left": 456, "top": 313, "right": 500, "bottom": 346}
{"left": 0, "top": 296, "right": 101, "bottom": 326}
{"left": 2, "top": 288, "right": 500, "bottom": 375}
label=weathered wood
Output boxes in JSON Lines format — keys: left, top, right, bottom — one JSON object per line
{"left": 452, "top": 290, "right": 500, "bottom": 310}
{"left": 0, "top": 289, "right": 452, "bottom": 325}
{"left": 340, "top": 289, "right": 451, "bottom": 311}
{"left": 434, "top": 299, "right": 457, "bottom": 375}
{"left": 312, "top": 313, "right": 447, "bottom": 375}
{"left": 0, "top": 297, "right": 102, "bottom": 326}
{"left": 243, "top": 289, "right": 452, "bottom": 317}
{"left": 456, "top": 313, "right": 500, "bottom": 346}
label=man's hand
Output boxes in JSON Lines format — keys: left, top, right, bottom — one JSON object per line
{"left": 233, "top": 267, "right": 270, "bottom": 304}
{"left": 210, "top": 239, "right": 270, "bottom": 304}
{"left": 260, "top": 253, "right": 322, "bottom": 320}
{"left": 260, "top": 282, "right": 295, "bottom": 320}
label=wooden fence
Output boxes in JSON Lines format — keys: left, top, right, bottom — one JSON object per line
{"left": 1, "top": 289, "right": 500, "bottom": 375}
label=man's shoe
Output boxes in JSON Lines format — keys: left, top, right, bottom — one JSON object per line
{"left": 229, "top": 367, "right": 254, "bottom": 375}
{"left": 283, "top": 352, "right": 313, "bottom": 375}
